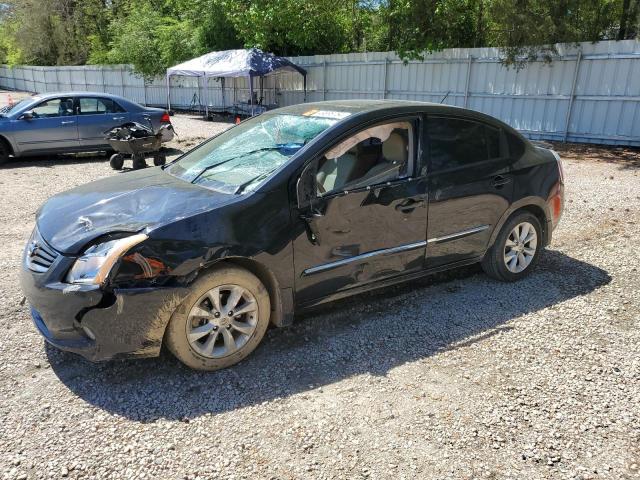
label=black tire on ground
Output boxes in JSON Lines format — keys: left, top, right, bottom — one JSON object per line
{"left": 132, "top": 153, "right": 147, "bottom": 170}
{"left": 109, "top": 153, "right": 125, "bottom": 170}
{"left": 153, "top": 153, "right": 167, "bottom": 166}
{"left": 165, "top": 265, "right": 271, "bottom": 371}
{"left": 0, "top": 138, "right": 10, "bottom": 166}
{"left": 481, "top": 211, "right": 543, "bottom": 282}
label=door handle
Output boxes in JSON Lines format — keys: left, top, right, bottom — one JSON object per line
{"left": 492, "top": 175, "right": 511, "bottom": 188}
{"left": 112, "top": 116, "right": 125, "bottom": 121}
{"left": 395, "top": 198, "right": 425, "bottom": 213}
{"left": 60, "top": 120, "right": 75, "bottom": 125}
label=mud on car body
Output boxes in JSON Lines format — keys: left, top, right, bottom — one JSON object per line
{"left": 21, "top": 100, "right": 565, "bottom": 371}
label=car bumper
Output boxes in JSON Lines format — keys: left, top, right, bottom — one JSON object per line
{"left": 21, "top": 261, "right": 190, "bottom": 362}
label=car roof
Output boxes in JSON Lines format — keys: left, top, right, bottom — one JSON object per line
{"left": 274, "top": 99, "right": 463, "bottom": 116}
{"left": 274, "top": 99, "right": 524, "bottom": 139}
{"left": 29, "top": 91, "right": 129, "bottom": 101}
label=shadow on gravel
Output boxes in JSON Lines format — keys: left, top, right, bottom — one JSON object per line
{"left": 0, "top": 153, "right": 110, "bottom": 168}
{"left": 47, "top": 249, "right": 610, "bottom": 422}
{"left": 550, "top": 141, "right": 640, "bottom": 170}
{"left": 2, "top": 147, "right": 185, "bottom": 170}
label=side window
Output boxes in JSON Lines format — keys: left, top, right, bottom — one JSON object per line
{"left": 111, "top": 100, "right": 126, "bottom": 113}
{"left": 31, "top": 98, "right": 74, "bottom": 118}
{"left": 79, "top": 97, "right": 111, "bottom": 115}
{"left": 427, "top": 117, "right": 502, "bottom": 172}
{"left": 316, "top": 121, "right": 414, "bottom": 195}
{"left": 506, "top": 132, "right": 525, "bottom": 158}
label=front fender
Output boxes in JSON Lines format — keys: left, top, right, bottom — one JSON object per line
{"left": 0, "top": 131, "right": 19, "bottom": 156}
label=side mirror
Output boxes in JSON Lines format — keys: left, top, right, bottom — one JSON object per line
{"left": 296, "top": 162, "right": 317, "bottom": 209}
{"left": 20, "top": 111, "right": 34, "bottom": 120}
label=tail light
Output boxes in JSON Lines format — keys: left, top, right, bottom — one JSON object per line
{"left": 550, "top": 189, "right": 563, "bottom": 223}
{"left": 547, "top": 182, "right": 564, "bottom": 228}
{"left": 547, "top": 149, "right": 565, "bottom": 228}
{"left": 160, "top": 112, "right": 171, "bottom": 123}
{"left": 551, "top": 149, "right": 565, "bottom": 184}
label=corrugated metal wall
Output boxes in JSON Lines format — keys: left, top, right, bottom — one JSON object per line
{"left": 1, "top": 40, "right": 639, "bottom": 145}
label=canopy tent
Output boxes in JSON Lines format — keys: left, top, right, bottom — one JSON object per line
{"left": 166, "top": 48, "right": 307, "bottom": 116}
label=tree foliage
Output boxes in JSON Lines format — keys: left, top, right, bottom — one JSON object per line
{"left": 0, "top": 0, "right": 638, "bottom": 74}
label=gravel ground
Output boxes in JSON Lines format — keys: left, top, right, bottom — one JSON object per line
{"left": 0, "top": 113, "right": 639, "bottom": 480}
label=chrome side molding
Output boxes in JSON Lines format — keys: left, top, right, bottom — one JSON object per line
{"left": 303, "top": 240, "right": 427, "bottom": 276}
{"left": 427, "top": 224, "right": 490, "bottom": 244}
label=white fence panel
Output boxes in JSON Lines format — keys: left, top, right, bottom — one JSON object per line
{"left": 1, "top": 40, "right": 639, "bottom": 145}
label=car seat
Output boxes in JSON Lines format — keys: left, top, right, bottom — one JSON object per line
{"left": 58, "top": 99, "right": 74, "bottom": 117}
{"left": 360, "top": 132, "right": 408, "bottom": 183}
{"left": 316, "top": 149, "right": 358, "bottom": 193}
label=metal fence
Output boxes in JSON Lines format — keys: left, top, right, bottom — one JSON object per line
{"left": 1, "top": 40, "right": 639, "bottom": 146}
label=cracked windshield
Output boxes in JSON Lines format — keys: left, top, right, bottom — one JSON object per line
{"left": 167, "top": 113, "right": 338, "bottom": 193}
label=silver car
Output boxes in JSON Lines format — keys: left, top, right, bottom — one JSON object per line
{"left": 0, "top": 92, "right": 171, "bottom": 165}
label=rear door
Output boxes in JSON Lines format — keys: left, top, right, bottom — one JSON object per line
{"left": 425, "top": 115, "right": 513, "bottom": 268}
{"left": 12, "top": 96, "right": 79, "bottom": 154}
{"left": 77, "top": 96, "right": 129, "bottom": 148}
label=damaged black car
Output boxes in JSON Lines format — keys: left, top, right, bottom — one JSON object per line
{"left": 21, "top": 100, "right": 565, "bottom": 371}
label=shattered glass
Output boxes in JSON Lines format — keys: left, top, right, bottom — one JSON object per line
{"left": 167, "top": 113, "right": 337, "bottom": 193}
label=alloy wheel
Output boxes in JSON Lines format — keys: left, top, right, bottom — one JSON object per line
{"left": 503, "top": 222, "right": 538, "bottom": 273}
{"left": 186, "top": 284, "right": 259, "bottom": 359}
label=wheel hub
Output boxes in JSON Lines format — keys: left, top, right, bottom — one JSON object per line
{"left": 185, "top": 284, "right": 259, "bottom": 359}
{"left": 503, "top": 221, "right": 538, "bottom": 274}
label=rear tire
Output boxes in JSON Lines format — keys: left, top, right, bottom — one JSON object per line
{"left": 165, "top": 265, "right": 271, "bottom": 371}
{"left": 109, "top": 153, "right": 124, "bottom": 170}
{"left": 482, "top": 211, "right": 543, "bottom": 282}
{"left": 132, "top": 153, "right": 147, "bottom": 169}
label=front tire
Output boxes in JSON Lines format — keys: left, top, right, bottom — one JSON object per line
{"left": 482, "top": 212, "right": 542, "bottom": 282}
{"left": 165, "top": 265, "right": 271, "bottom": 371}
{"left": 0, "top": 138, "right": 10, "bottom": 166}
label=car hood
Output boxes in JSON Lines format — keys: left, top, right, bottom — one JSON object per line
{"left": 37, "top": 167, "right": 235, "bottom": 254}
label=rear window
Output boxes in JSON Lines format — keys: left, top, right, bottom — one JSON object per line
{"left": 506, "top": 132, "right": 525, "bottom": 157}
{"left": 78, "top": 97, "right": 125, "bottom": 115}
{"left": 427, "top": 117, "right": 502, "bottom": 172}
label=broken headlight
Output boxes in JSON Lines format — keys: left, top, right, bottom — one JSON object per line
{"left": 66, "top": 234, "right": 148, "bottom": 286}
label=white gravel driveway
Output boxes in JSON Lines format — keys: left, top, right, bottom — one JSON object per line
{"left": 0, "top": 117, "right": 638, "bottom": 480}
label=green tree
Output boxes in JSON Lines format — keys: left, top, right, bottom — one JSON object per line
{"left": 0, "top": 0, "right": 102, "bottom": 65}
{"left": 224, "top": 0, "right": 352, "bottom": 56}
{"left": 380, "top": 0, "right": 487, "bottom": 59}
{"left": 101, "top": 1, "right": 200, "bottom": 77}
{"left": 487, "top": 0, "right": 622, "bottom": 67}
{"left": 1, "top": 0, "right": 639, "bottom": 73}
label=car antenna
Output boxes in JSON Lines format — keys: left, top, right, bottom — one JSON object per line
{"left": 440, "top": 91, "right": 450, "bottom": 104}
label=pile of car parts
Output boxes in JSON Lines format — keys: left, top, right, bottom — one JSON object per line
{"left": 105, "top": 122, "right": 175, "bottom": 170}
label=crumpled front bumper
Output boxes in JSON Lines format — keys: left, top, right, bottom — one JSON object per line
{"left": 21, "top": 253, "right": 189, "bottom": 362}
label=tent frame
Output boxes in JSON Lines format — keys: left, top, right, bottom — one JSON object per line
{"left": 166, "top": 69, "right": 307, "bottom": 117}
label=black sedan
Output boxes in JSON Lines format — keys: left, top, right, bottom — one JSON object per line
{"left": 21, "top": 100, "right": 565, "bottom": 370}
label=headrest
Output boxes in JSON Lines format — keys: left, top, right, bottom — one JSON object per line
{"left": 382, "top": 132, "right": 408, "bottom": 164}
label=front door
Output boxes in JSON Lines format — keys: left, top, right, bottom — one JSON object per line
{"left": 293, "top": 117, "right": 428, "bottom": 305}
{"left": 13, "top": 96, "right": 79, "bottom": 154}
{"left": 425, "top": 115, "right": 514, "bottom": 268}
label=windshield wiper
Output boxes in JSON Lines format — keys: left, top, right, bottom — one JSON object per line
{"left": 190, "top": 146, "right": 283, "bottom": 184}
{"left": 234, "top": 170, "right": 274, "bottom": 194}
